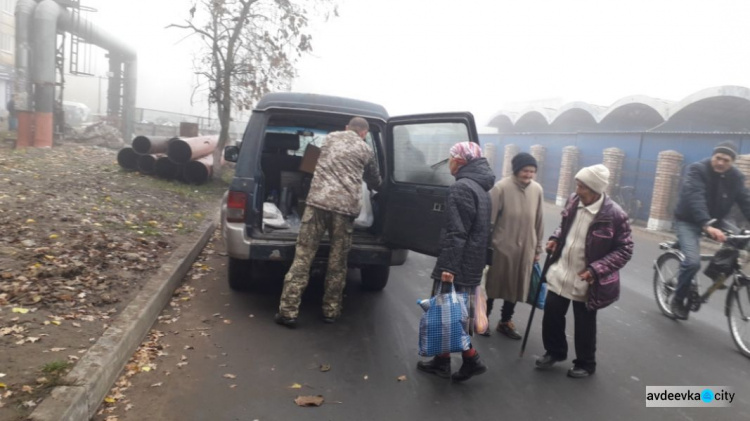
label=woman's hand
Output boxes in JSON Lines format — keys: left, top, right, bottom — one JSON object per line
{"left": 578, "top": 269, "right": 595, "bottom": 284}
{"left": 545, "top": 240, "right": 557, "bottom": 254}
{"left": 441, "top": 271, "right": 454, "bottom": 283}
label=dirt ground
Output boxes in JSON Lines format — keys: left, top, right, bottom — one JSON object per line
{"left": 0, "top": 140, "right": 227, "bottom": 420}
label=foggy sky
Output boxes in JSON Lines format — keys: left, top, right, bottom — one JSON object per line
{"left": 70, "top": 0, "right": 750, "bottom": 132}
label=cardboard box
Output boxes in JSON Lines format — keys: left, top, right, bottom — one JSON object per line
{"left": 299, "top": 144, "right": 321, "bottom": 174}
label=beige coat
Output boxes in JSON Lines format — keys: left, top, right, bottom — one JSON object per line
{"left": 485, "top": 177, "right": 544, "bottom": 302}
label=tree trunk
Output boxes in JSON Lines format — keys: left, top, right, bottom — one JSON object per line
{"left": 213, "top": 67, "right": 234, "bottom": 181}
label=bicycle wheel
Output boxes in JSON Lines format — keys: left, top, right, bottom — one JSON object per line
{"left": 653, "top": 253, "right": 681, "bottom": 318}
{"left": 727, "top": 280, "right": 750, "bottom": 358}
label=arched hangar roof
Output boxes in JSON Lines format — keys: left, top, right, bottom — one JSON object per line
{"left": 487, "top": 86, "right": 750, "bottom": 133}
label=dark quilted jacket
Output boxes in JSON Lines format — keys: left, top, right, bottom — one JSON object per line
{"left": 431, "top": 158, "right": 495, "bottom": 286}
{"left": 550, "top": 194, "right": 634, "bottom": 310}
{"left": 674, "top": 158, "right": 750, "bottom": 226}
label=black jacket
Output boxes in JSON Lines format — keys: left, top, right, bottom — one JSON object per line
{"left": 431, "top": 158, "right": 495, "bottom": 286}
{"left": 674, "top": 158, "right": 750, "bottom": 226}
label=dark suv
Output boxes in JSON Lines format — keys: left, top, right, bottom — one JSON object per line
{"left": 221, "top": 92, "right": 481, "bottom": 291}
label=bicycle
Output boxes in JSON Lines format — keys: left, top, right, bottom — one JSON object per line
{"left": 652, "top": 220, "right": 750, "bottom": 358}
{"left": 611, "top": 185, "right": 642, "bottom": 224}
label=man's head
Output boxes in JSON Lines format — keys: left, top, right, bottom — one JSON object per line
{"left": 346, "top": 117, "right": 370, "bottom": 140}
{"left": 711, "top": 140, "right": 738, "bottom": 174}
{"left": 574, "top": 164, "right": 610, "bottom": 205}
{"left": 512, "top": 152, "right": 538, "bottom": 185}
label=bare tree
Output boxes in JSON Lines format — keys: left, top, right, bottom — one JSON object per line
{"left": 169, "top": 0, "right": 337, "bottom": 178}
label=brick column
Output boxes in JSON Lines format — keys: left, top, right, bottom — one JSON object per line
{"left": 647, "top": 150, "right": 684, "bottom": 231}
{"left": 602, "top": 147, "right": 625, "bottom": 195}
{"left": 556, "top": 146, "right": 580, "bottom": 207}
{"left": 484, "top": 143, "right": 497, "bottom": 175}
{"left": 735, "top": 154, "right": 750, "bottom": 189}
{"left": 502, "top": 144, "right": 519, "bottom": 178}
{"left": 530, "top": 144, "right": 546, "bottom": 183}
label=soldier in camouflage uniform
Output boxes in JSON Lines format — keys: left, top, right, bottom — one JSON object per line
{"left": 275, "top": 117, "right": 382, "bottom": 328}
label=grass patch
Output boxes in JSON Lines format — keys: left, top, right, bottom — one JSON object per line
{"left": 37, "top": 360, "right": 79, "bottom": 389}
{"left": 41, "top": 360, "right": 72, "bottom": 376}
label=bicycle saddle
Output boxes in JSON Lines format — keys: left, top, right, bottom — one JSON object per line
{"left": 659, "top": 240, "right": 679, "bottom": 250}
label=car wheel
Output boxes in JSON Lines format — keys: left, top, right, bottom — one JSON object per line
{"left": 228, "top": 258, "right": 252, "bottom": 291}
{"left": 360, "top": 265, "right": 390, "bottom": 291}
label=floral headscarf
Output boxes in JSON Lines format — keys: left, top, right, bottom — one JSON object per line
{"left": 449, "top": 141, "right": 483, "bottom": 162}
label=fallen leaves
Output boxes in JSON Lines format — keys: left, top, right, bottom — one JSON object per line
{"left": 319, "top": 364, "right": 331, "bottom": 372}
{"left": 223, "top": 373, "right": 237, "bottom": 379}
{"left": 0, "top": 325, "right": 25, "bottom": 336}
{"left": 397, "top": 375, "right": 407, "bottom": 382}
{"left": 294, "top": 395, "right": 325, "bottom": 407}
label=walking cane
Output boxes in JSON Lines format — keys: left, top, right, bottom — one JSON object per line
{"left": 519, "top": 251, "right": 555, "bottom": 358}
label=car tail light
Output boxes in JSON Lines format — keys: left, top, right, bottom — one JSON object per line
{"left": 226, "top": 191, "right": 247, "bottom": 223}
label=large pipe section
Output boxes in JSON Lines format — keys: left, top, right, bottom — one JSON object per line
{"left": 117, "top": 147, "right": 138, "bottom": 170}
{"left": 183, "top": 154, "right": 213, "bottom": 184}
{"left": 155, "top": 156, "right": 182, "bottom": 180}
{"left": 137, "top": 154, "right": 162, "bottom": 175}
{"left": 132, "top": 135, "right": 171, "bottom": 155}
{"left": 167, "top": 135, "right": 219, "bottom": 164}
{"left": 24, "top": 0, "right": 138, "bottom": 148}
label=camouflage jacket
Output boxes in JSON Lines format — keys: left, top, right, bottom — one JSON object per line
{"left": 306, "top": 130, "right": 382, "bottom": 217}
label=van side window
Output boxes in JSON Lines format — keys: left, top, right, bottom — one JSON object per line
{"left": 392, "top": 122, "right": 470, "bottom": 186}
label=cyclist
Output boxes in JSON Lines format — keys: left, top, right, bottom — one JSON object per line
{"left": 671, "top": 140, "right": 750, "bottom": 320}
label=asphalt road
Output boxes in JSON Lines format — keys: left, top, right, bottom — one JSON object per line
{"left": 102, "top": 204, "right": 750, "bottom": 421}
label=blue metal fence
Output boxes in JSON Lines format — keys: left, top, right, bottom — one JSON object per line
{"left": 483, "top": 131, "right": 750, "bottom": 224}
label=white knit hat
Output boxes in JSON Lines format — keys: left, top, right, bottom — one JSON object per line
{"left": 575, "top": 164, "right": 610, "bottom": 194}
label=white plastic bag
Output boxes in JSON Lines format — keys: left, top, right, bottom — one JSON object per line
{"left": 354, "top": 182, "right": 374, "bottom": 228}
{"left": 263, "top": 202, "right": 288, "bottom": 229}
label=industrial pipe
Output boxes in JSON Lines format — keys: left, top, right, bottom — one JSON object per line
{"left": 136, "top": 154, "right": 162, "bottom": 175}
{"left": 13, "top": 0, "right": 37, "bottom": 148}
{"left": 32, "top": 0, "right": 59, "bottom": 147}
{"left": 132, "top": 135, "right": 171, "bottom": 155}
{"left": 167, "top": 135, "right": 219, "bottom": 164}
{"left": 31, "top": 0, "right": 138, "bottom": 147}
{"left": 183, "top": 154, "right": 214, "bottom": 184}
{"left": 117, "top": 147, "right": 138, "bottom": 170}
{"left": 155, "top": 156, "right": 182, "bottom": 179}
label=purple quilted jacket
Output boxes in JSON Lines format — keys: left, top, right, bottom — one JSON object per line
{"left": 550, "top": 194, "right": 634, "bottom": 310}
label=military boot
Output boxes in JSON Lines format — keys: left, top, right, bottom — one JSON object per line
{"left": 416, "top": 356, "right": 451, "bottom": 378}
{"left": 451, "top": 353, "right": 487, "bottom": 382}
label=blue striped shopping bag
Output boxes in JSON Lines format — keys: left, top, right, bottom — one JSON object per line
{"left": 417, "top": 284, "right": 471, "bottom": 357}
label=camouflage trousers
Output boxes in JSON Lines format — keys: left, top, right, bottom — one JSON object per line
{"left": 278, "top": 205, "right": 354, "bottom": 319}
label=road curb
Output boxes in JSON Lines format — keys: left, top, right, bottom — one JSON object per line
{"left": 29, "top": 219, "right": 217, "bottom": 421}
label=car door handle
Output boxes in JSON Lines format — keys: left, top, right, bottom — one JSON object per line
{"left": 432, "top": 203, "right": 444, "bottom": 212}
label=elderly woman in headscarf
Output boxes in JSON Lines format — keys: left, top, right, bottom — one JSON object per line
{"left": 482, "top": 152, "right": 544, "bottom": 339}
{"left": 416, "top": 141, "right": 496, "bottom": 383}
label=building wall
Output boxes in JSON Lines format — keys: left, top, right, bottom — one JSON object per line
{"left": 0, "top": 0, "right": 14, "bottom": 68}
{"left": 0, "top": 0, "right": 14, "bottom": 121}
{"left": 494, "top": 132, "right": 750, "bottom": 222}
